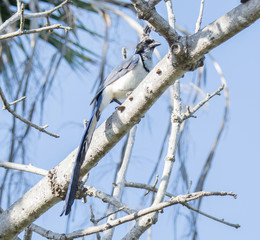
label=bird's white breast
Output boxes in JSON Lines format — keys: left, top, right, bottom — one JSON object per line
{"left": 104, "top": 56, "right": 150, "bottom": 102}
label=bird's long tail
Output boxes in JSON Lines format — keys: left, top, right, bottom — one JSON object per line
{"left": 61, "top": 96, "right": 102, "bottom": 216}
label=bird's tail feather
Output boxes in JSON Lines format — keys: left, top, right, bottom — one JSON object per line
{"left": 60, "top": 98, "right": 102, "bottom": 216}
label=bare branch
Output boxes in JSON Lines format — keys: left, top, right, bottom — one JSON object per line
{"left": 19, "top": 3, "right": 25, "bottom": 32}
{"left": 27, "top": 224, "right": 63, "bottom": 240}
{"left": 96, "top": 207, "right": 125, "bottom": 223}
{"left": 103, "top": 126, "right": 137, "bottom": 239}
{"left": 0, "top": 161, "right": 48, "bottom": 176}
{"left": 5, "top": 96, "right": 26, "bottom": 109}
{"left": 66, "top": 191, "right": 236, "bottom": 239}
{"left": 89, "top": 205, "right": 101, "bottom": 240}
{"left": 83, "top": 185, "right": 136, "bottom": 215}
{"left": 181, "top": 84, "right": 225, "bottom": 121}
{"left": 24, "top": 191, "right": 237, "bottom": 239}
{"left": 195, "top": 0, "right": 205, "bottom": 33}
{"left": 0, "top": 87, "right": 59, "bottom": 138}
{"left": 0, "top": 0, "right": 71, "bottom": 34}
{"left": 123, "top": 80, "right": 182, "bottom": 239}
{"left": 131, "top": 0, "right": 180, "bottom": 43}
{"left": 145, "top": 174, "right": 158, "bottom": 196}
{"left": 0, "top": 24, "right": 71, "bottom": 41}
{"left": 165, "top": 0, "right": 175, "bottom": 28}
{"left": 125, "top": 181, "right": 240, "bottom": 229}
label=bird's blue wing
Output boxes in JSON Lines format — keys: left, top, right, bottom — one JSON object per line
{"left": 90, "top": 54, "right": 140, "bottom": 105}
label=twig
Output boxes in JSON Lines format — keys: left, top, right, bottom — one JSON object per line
{"left": 19, "top": 3, "right": 25, "bottom": 32}
{"left": 4, "top": 96, "right": 26, "bottom": 109}
{"left": 125, "top": 181, "right": 240, "bottom": 229}
{"left": 191, "top": 56, "right": 230, "bottom": 238}
{"left": 96, "top": 207, "right": 125, "bottom": 223}
{"left": 145, "top": 174, "right": 158, "bottom": 196}
{"left": 0, "top": 161, "right": 48, "bottom": 176}
{"left": 103, "top": 126, "right": 137, "bottom": 239}
{"left": 0, "top": 87, "right": 59, "bottom": 138}
{"left": 90, "top": 205, "right": 101, "bottom": 240}
{"left": 17, "top": 0, "right": 21, "bottom": 12}
{"left": 65, "top": 191, "right": 236, "bottom": 239}
{"left": 83, "top": 185, "right": 135, "bottom": 215}
{"left": 165, "top": 0, "right": 175, "bottom": 28}
{"left": 0, "top": 0, "right": 71, "bottom": 34}
{"left": 0, "top": 24, "right": 71, "bottom": 41}
{"left": 181, "top": 84, "right": 225, "bottom": 121}
{"left": 195, "top": 0, "right": 205, "bottom": 33}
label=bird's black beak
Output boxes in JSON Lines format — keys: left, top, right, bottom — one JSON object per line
{"left": 150, "top": 42, "right": 161, "bottom": 48}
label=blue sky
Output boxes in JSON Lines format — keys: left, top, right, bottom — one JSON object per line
{"left": 1, "top": 0, "right": 260, "bottom": 239}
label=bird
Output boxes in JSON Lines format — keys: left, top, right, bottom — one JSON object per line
{"left": 61, "top": 27, "right": 160, "bottom": 216}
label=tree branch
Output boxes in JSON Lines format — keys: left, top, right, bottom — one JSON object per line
{"left": 0, "top": 161, "right": 48, "bottom": 176}
{"left": 65, "top": 191, "right": 236, "bottom": 239}
{"left": 125, "top": 181, "right": 240, "bottom": 229}
{"left": 131, "top": 0, "right": 180, "bottom": 43}
{"left": 103, "top": 126, "right": 137, "bottom": 239}
{"left": 123, "top": 79, "right": 182, "bottom": 239}
{"left": 0, "top": 24, "right": 71, "bottom": 41}
{"left": 0, "top": 0, "right": 71, "bottom": 34}
{"left": 181, "top": 84, "right": 225, "bottom": 121}
{"left": 0, "top": 87, "right": 59, "bottom": 138}
{"left": 195, "top": 0, "right": 205, "bottom": 33}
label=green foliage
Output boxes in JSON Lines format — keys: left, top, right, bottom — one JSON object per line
{"left": 0, "top": 0, "right": 100, "bottom": 76}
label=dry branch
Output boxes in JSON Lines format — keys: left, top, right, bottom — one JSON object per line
{"left": 65, "top": 191, "right": 235, "bottom": 239}
{"left": 0, "top": 87, "right": 59, "bottom": 138}
{"left": 0, "top": 161, "right": 48, "bottom": 176}
{"left": 0, "top": 0, "right": 70, "bottom": 34}
{"left": 125, "top": 181, "right": 240, "bottom": 229}
{"left": 0, "top": 24, "right": 71, "bottom": 40}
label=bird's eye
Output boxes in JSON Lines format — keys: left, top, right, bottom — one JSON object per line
{"left": 145, "top": 39, "right": 153, "bottom": 44}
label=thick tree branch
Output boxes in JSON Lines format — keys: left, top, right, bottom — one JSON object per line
{"left": 131, "top": 0, "right": 180, "bottom": 43}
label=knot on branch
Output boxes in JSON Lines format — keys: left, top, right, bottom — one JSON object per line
{"left": 48, "top": 168, "right": 65, "bottom": 199}
{"left": 170, "top": 41, "right": 205, "bottom": 71}
{"left": 170, "top": 41, "right": 188, "bottom": 68}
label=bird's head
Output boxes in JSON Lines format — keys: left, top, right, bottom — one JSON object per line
{"left": 135, "top": 37, "right": 161, "bottom": 54}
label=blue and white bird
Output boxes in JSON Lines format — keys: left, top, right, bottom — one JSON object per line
{"left": 61, "top": 28, "right": 160, "bottom": 216}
